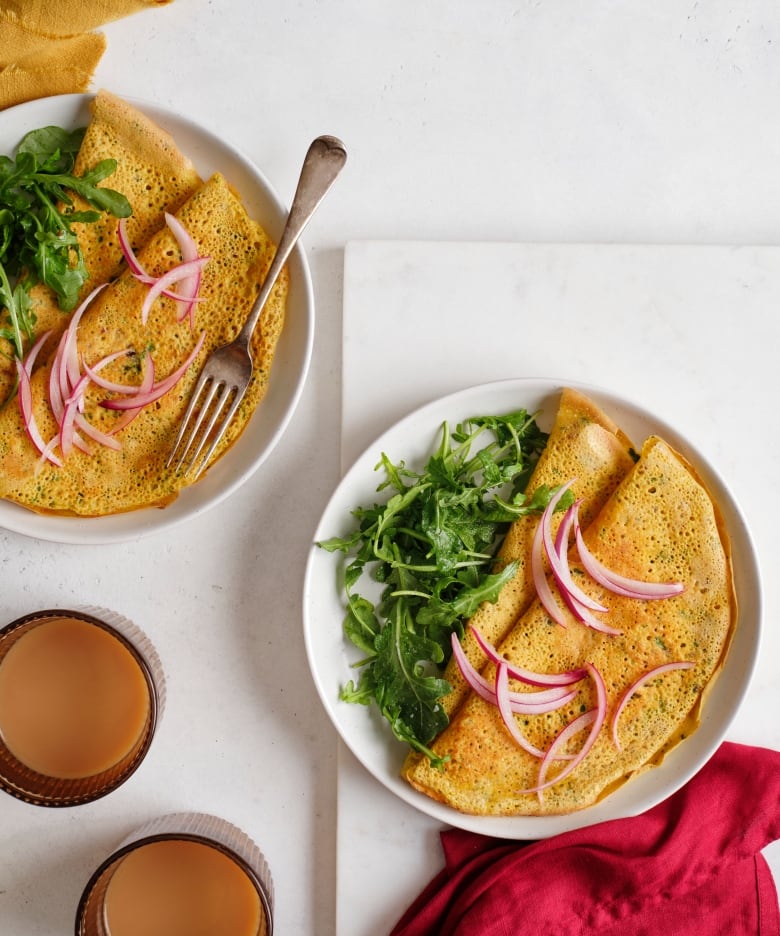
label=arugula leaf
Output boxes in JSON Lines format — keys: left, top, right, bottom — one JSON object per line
{"left": 17, "top": 126, "right": 84, "bottom": 164}
{"left": 318, "top": 408, "right": 563, "bottom": 763}
{"left": 0, "top": 124, "right": 132, "bottom": 366}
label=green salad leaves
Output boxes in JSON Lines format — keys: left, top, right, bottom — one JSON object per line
{"left": 318, "top": 409, "right": 556, "bottom": 765}
{"left": 0, "top": 125, "right": 131, "bottom": 363}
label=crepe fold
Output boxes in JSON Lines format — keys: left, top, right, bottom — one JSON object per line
{"left": 403, "top": 431, "right": 736, "bottom": 816}
{"left": 0, "top": 4, "right": 174, "bottom": 110}
{"left": 0, "top": 89, "right": 202, "bottom": 404}
{"left": 0, "top": 170, "right": 288, "bottom": 515}
{"left": 440, "top": 387, "right": 637, "bottom": 720}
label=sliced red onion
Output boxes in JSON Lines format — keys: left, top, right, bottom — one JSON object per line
{"left": 21, "top": 329, "right": 52, "bottom": 374}
{"left": 495, "top": 663, "right": 547, "bottom": 758}
{"left": 516, "top": 662, "right": 608, "bottom": 799}
{"left": 60, "top": 284, "right": 107, "bottom": 396}
{"left": 73, "top": 412, "right": 122, "bottom": 451}
{"left": 450, "top": 634, "right": 579, "bottom": 713}
{"left": 106, "top": 356, "right": 155, "bottom": 436}
{"left": 140, "top": 257, "right": 210, "bottom": 325}
{"left": 36, "top": 435, "right": 63, "bottom": 472}
{"left": 554, "top": 499, "right": 579, "bottom": 556}
{"left": 531, "top": 503, "right": 570, "bottom": 628}
{"left": 164, "top": 211, "right": 203, "bottom": 326}
{"left": 557, "top": 583, "right": 623, "bottom": 637}
{"left": 16, "top": 333, "right": 63, "bottom": 468}
{"left": 48, "top": 331, "right": 67, "bottom": 424}
{"left": 611, "top": 661, "right": 696, "bottom": 750}
{"left": 131, "top": 274, "right": 207, "bottom": 303}
{"left": 549, "top": 497, "right": 620, "bottom": 635}
{"left": 117, "top": 218, "right": 146, "bottom": 276}
{"left": 533, "top": 710, "right": 598, "bottom": 801}
{"left": 100, "top": 331, "right": 206, "bottom": 411}
{"left": 60, "top": 372, "right": 91, "bottom": 457}
{"left": 573, "top": 505, "right": 685, "bottom": 600}
{"left": 118, "top": 217, "right": 206, "bottom": 323}
{"left": 16, "top": 240, "right": 209, "bottom": 465}
{"left": 469, "top": 625, "right": 586, "bottom": 687}
{"left": 54, "top": 329, "right": 71, "bottom": 414}
{"left": 542, "top": 482, "right": 609, "bottom": 614}
{"left": 82, "top": 350, "right": 144, "bottom": 395}
{"left": 48, "top": 331, "right": 91, "bottom": 455}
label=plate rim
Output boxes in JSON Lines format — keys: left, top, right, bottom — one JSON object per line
{"left": 0, "top": 92, "right": 314, "bottom": 545}
{"left": 303, "top": 376, "right": 762, "bottom": 838}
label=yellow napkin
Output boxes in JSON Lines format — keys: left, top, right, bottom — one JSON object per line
{"left": 0, "top": 1, "right": 173, "bottom": 110}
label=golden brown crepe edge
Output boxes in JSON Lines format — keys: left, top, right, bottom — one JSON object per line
{"left": 402, "top": 434, "right": 736, "bottom": 816}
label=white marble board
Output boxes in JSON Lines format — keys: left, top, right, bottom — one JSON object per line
{"left": 335, "top": 240, "right": 780, "bottom": 935}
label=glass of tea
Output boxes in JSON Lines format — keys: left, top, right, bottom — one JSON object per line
{"left": 76, "top": 812, "right": 274, "bottom": 936}
{"left": 0, "top": 607, "right": 164, "bottom": 806}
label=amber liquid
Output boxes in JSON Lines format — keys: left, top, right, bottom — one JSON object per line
{"left": 0, "top": 617, "right": 150, "bottom": 779}
{"left": 103, "top": 839, "right": 265, "bottom": 936}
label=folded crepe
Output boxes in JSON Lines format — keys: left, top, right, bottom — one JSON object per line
{"left": 440, "top": 387, "right": 637, "bottom": 720}
{"left": 0, "top": 89, "right": 202, "bottom": 403}
{"left": 403, "top": 434, "right": 736, "bottom": 815}
{"left": 0, "top": 170, "right": 288, "bottom": 515}
{"left": 0, "top": 3, "right": 174, "bottom": 110}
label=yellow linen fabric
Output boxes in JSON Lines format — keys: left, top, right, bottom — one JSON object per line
{"left": 0, "top": 1, "right": 173, "bottom": 109}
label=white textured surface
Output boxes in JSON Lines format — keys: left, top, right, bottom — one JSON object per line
{"left": 339, "top": 240, "right": 780, "bottom": 935}
{"left": 0, "top": 2, "right": 779, "bottom": 934}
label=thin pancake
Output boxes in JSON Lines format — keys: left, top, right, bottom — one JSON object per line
{"left": 0, "top": 172, "right": 288, "bottom": 515}
{"left": 0, "top": 89, "right": 201, "bottom": 403}
{"left": 65, "top": 89, "right": 202, "bottom": 284}
{"left": 439, "top": 387, "right": 636, "bottom": 720}
{"left": 402, "top": 436, "right": 735, "bottom": 815}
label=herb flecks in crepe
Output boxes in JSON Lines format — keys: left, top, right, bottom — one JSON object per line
{"left": 0, "top": 172, "right": 288, "bottom": 516}
{"left": 439, "top": 387, "right": 636, "bottom": 722}
{"left": 402, "top": 435, "right": 735, "bottom": 816}
{"left": 0, "top": 89, "right": 202, "bottom": 404}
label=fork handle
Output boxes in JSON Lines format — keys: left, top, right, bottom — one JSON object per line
{"left": 238, "top": 134, "right": 347, "bottom": 345}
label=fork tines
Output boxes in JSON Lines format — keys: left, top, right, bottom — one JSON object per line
{"left": 166, "top": 375, "right": 247, "bottom": 479}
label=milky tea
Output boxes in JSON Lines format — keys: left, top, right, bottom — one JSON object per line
{"left": 0, "top": 608, "right": 163, "bottom": 805}
{"left": 76, "top": 814, "right": 274, "bottom": 936}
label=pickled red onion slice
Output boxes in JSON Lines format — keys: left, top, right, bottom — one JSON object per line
{"left": 60, "top": 284, "right": 107, "bottom": 394}
{"left": 106, "top": 356, "right": 156, "bottom": 436}
{"left": 100, "top": 330, "right": 206, "bottom": 411}
{"left": 531, "top": 503, "right": 569, "bottom": 628}
{"left": 140, "top": 257, "right": 210, "bottom": 325}
{"left": 557, "top": 581, "right": 623, "bottom": 636}
{"left": 16, "top": 227, "right": 211, "bottom": 465}
{"left": 573, "top": 504, "right": 685, "bottom": 600}
{"left": 60, "top": 372, "right": 91, "bottom": 456}
{"left": 544, "top": 495, "right": 622, "bottom": 634}
{"left": 118, "top": 216, "right": 208, "bottom": 326}
{"left": 542, "top": 482, "right": 608, "bottom": 614}
{"left": 117, "top": 218, "right": 196, "bottom": 301}
{"left": 21, "top": 329, "right": 52, "bottom": 373}
{"left": 450, "top": 633, "right": 579, "bottom": 713}
{"left": 495, "top": 663, "right": 546, "bottom": 758}
{"left": 82, "top": 351, "right": 144, "bottom": 395}
{"left": 468, "top": 625, "right": 586, "bottom": 687}
{"left": 532, "top": 480, "right": 685, "bottom": 636}
{"left": 117, "top": 218, "right": 146, "bottom": 277}
{"left": 73, "top": 411, "right": 121, "bottom": 451}
{"left": 611, "top": 661, "right": 696, "bottom": 750}
{"left": 164, "top": 211, "right": 202, "bottom": 326}
{"left": 517, "top": 662, "right": 607, "bottom": 799}
{"left": 16, "top": 331, "right": 62, "bottom": 468}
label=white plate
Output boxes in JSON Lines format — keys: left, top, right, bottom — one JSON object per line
{"left": 0, "top": 94, "right": 314, "bottom": 544}
{"left": 303, "top": 378, "right": 761, "bottom": 838}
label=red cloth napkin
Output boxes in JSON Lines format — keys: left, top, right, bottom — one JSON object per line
{"left": 390, "top": 742, "right": 780, "bottom": 935}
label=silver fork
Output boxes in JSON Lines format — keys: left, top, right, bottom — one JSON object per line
{"left": 167, "top": 134, "right": 347, "bottom": 478}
